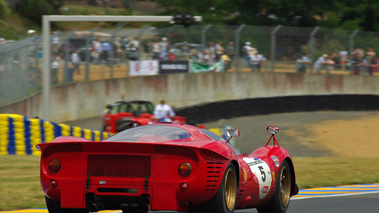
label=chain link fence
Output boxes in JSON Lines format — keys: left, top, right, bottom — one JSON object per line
{"left": 1, "top": 25, "right": 378, "bottom": 108}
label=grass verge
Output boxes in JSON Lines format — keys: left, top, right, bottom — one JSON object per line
{"left": 1, "top": 155, "right": 379, "bottom": 210}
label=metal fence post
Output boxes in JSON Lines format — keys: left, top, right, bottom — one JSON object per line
{"left": 270, "top": 25, "right": 281, "bottom": 72}
{"left": 309, "top": 27, "right": 319, "bottom": 73}
{"left": 63, "top": 30, "right": 77, "bottom": 82}
{"left": 85, "top": 28, "right": 98, "bottom": 81}
{"left": 201, "top": 24, "right": 212, "bottom": 48}
{"left": 138, "top": 26, "right": 150, "bottom": 60}
{"left": 234, "top": 24, "right": 246, "bottom": 72}
{"left": 349, "top": 30, "right": 359, "bottom": 59}
{"left": 110, "top": 26, "right": 122, "bottom": 79}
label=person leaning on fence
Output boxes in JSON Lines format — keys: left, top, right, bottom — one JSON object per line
{"left": 314, "top": 54, "right": 329, "bottom": 73}
{"left": 296, "top": 54, "right": 311, "bottom": 73}
{"left": 242, "top": 42, "right": 252, "bottom": 67}
{"left": 91, "top": 37, "right": 102, "bottom": 64}
{"left": 51, "top": 54, "right": 60, "bottom": 84}
{"left": 71, "top": 49, "right": 81, "bottom": 75}
{"left": 249, "top": 51, "right": 260, "bottom": 72}
{"left": 221, "top": 53, "right": 231, "bottom": 71}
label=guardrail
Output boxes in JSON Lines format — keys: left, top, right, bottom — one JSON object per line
{"left": 0, "top": 114, "right": 110, "bottom": 155}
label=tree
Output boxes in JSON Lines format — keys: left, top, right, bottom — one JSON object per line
{"left": 16, "top": 0, "right": 53, "bottom": 24}
{"left": 0, "top": 0, "right": 11, "bottom": 19}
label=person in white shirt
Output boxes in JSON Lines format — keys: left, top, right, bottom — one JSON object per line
{"left": 71, "top": 50, "right": 81, "bottom": 75}
{"left": 154, "top": 100, "right": 175, "bottom": 123}
{"left": 250, "top": 52, "right": 260, "bottom": 72}
{"left": 92, "top": 37, "right": 102, "bottom": 64}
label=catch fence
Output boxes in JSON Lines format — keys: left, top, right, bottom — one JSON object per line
{"left": 0, "top": 24, "right": 378, "bottom": 108}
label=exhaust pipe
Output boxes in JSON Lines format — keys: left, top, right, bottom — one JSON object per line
{"left": 89, "top": 202, "right": 104, "bottom": 212}
{"left": 87, "top": 194, "right": 101, "bottom": 203}
{"left": 142, "top": 195, "right": 150, "bottom": 206}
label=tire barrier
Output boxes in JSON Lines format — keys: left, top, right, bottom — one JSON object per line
{"left": 0, "top": 114, "right": 111, "bottom": 156}
{"left": 176, "top": 94, "right": 379, "bottom": 124}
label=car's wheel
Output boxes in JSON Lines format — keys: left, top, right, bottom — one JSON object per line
{"left": 189, "top": 162, "right": 237, "bottom": 213}
{"left": 45, "top": 196, "right": 62, "bottom": 213}
{"left": 116, "top": 121, "right": 132, "bottom": 132}
{"left": 257, "top": 160, "right": 292, "bottom": 213}
{"left": 45, "top": 196, "right": 89, "bottom": 213}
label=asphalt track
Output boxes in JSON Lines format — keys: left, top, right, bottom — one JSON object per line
{"left": 2, "top": 188, "right": 379, "bottom": 213}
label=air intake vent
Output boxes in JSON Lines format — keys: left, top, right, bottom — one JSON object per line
{"left": 87, "top": 155, "right": 151, "bottom": 177}
{"left": 205, "top": 162, "right": 223, "bottom": 191}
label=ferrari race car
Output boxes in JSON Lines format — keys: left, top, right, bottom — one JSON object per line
{"left": 102, "top": 100, "right": 187, "bottom": 133}
{"left": 39, "top": 123, "right": 298, "bottom": 213}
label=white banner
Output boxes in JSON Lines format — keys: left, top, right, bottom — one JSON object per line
{"left": 129, "top": 60, "right": 159, "bottom": 76}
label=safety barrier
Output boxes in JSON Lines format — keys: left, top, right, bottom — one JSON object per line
{"left": 0, "top": 114, "right": 110, "bottom": 155}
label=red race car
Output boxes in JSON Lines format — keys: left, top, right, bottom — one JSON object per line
{"left": 38, "top": 123, "right": 298, "bottom": 213}
{"left": 102, "top": 100, "right": 187, "bottom": 133}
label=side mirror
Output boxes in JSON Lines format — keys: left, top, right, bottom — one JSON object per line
{"left": 128, "top": 122, "right": 140, "bottom": 129}
{"left": 226, "top": 129, "right": 239, "bottom": 143}
{"left": 267, "top": 126, "right": 279, "bottom": 135}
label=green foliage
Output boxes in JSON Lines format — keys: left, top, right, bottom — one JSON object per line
{"left": 155, "top": 0, "right": 379, "bottom": 32}
{"left": 0, "top": 0, "right": 11, "bottom": 19}
{"left": 16, "top": 0, "right": 54, "bottom": 24}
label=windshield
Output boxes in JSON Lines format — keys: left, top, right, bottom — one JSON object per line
{"left": 105, "top": 125, "right": 192, "bottom": 142}
{"left": 108, "top": 102, "right": 154, "bottom": 115}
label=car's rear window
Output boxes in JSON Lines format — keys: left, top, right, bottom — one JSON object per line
{"left": 105, "top": 125, "right": 191, "bottom": 142}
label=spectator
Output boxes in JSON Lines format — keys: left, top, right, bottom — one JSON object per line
{"left": 350, "top": 53, "right": 362, "bottom": 75}
{"left": 168, "top": 49, "right": 176, "bottom": 60}
{"left": 181, "top": 41, "right": 190, "bottom": 53}
{"left": 71, "top": 49, "right": 81, "bottom": 75}
{"left": 242, "top": 42, "right": 252, "bottom": 68}
{"left": 221, "top": 53, "right": 231, "bottom": 71}
{"left": 152, "top": 38, "right": 161, "bottom": 60}
{"left": 154, "top": 99, "right": 175, "bottom": 123}
{"left": 249, "top": 51, "right": 260, "bottom": 72}
{"left": 314, "top": 54, "right": 329, "bottom": 73}
{"left": 101, "top": 40, "right": 111, "bottom": 64}
{"left": 339, "top": 48, "right": 348, "bottom": 70}
{"left": 114, "top": 38, "right": 122, "bottom": 65}
{"left": 226, "top": 41, "right": 235, "bottom": 66}
{"left": 215, "top": 41, "right": 224, "bottom": 61}
{"left": 325, "top": 57, "right": 335, "bottom": 74}
{"left": 91, "top": 37, "right": 102, "bottom": 64}
{"left": 51, "top": 54, "right": 60, "bottom": 84}
{"left": 203, "top": 42, "right": 215, "bottom": 64}
{"left": 353, "top": 47, "right": 365, "bottom": 59}
{"left": 367, "top": 48, "right": 376, "bottom": 58}
{"left": 190, "top": 47, "right": 199, "bottom": 61}
{"left": 257, "top": 53, "right": 267, "bottom": 72}
{"left": 296, "top": 54, "right": 311, "bottom": 73}
{"left": 130, "top": 37, "right": 140, "bottom": 49}
{"left": 160, "top": 37, "right": 169, "bottom": 60}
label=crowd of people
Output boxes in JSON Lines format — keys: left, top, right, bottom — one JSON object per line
{"left": 48, "top": 34, "right": 378, "bottom": 79}
{"left": 297, "top": 47, "right": 378, "bottom": 75}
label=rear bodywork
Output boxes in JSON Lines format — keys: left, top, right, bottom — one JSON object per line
{"left": 39, "top": 123, "right": 297, "bottom": 212}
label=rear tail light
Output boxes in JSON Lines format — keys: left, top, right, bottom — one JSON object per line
{"left": 49, "top": 179, "right": 57, "bottom": 188}
{"left": 48, "top": 159, "right": 61, "bottom": 173}
{"left": 178, "top": 162, "right": 192, "bottom": 177}
{"left": 179, "top": 183, "right": 189, "bottom": 192}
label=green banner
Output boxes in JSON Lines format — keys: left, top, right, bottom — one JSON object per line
{"left": 189, "top": 61, "right": 225, "bottom": 73}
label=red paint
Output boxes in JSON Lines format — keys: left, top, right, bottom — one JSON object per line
{"left": 39, "top": 123, "right": 297, "bottom": 212}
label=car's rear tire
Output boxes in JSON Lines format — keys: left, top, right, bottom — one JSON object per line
{"left": 45, "top": 196, "right": 62, "bottom": 213}
{"left": 257, "top": 160, "right": 292, "bottom": 213}
{"left": 189, "top": 162, "right": 237, "bottom": 213}
{"left": 45, "top": 196, "right": 89, "bottom": 213}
